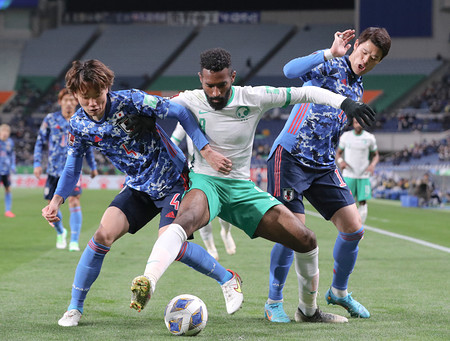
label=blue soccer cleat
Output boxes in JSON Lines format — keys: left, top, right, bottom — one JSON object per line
{"left": 264, "top": 302, "right": 291, "bottom": 323}
{"left": 325, "top": 287, "right": 370, "bottom": 318}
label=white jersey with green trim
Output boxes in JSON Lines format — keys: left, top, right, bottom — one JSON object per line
{"left": 339, "top": 129, "right": 377, "bottom": 179}
{"left": 171, "top": 85, "right": 345, "bottom": 179}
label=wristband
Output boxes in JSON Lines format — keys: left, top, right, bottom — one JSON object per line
{"left": 324, "top": 49, "right": 334, "bottom": 61}
{"left": 337, "top": 157, "right": 344, "bottom": 164}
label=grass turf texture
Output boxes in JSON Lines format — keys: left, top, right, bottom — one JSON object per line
{"left": 0, "top": 189, "right": 449, "bottom": 340}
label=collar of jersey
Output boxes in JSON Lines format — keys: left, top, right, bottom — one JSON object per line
{"left": 226, "top": 86, "right": 235, "bottom": 106}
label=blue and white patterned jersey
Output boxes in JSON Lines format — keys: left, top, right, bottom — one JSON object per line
{"left": 34, "top": 111, "right": 97, "bottom": 177}
{"left": 269, "top": 50, "right": 363, "bottom": 169}
{"left": 56, "top": 89, "right": 208, "bottom": 200}
{"left": 0, "top": 137, "right": 15, "bottom": 175}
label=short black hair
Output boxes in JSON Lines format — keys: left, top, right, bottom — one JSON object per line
{"left": 358, "top": 27, "right": 391, "bottom": 60}
{"left": 200, "top": 48, "right": 232, "bottom": 72}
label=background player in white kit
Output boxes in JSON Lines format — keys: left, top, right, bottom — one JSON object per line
{"left": 336, "top": 118, "right": 379, "bottom": 223}
{"left": 171, "top": 122, "right": 236, "bottom": 260}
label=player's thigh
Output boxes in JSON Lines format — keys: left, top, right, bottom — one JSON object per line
{"left": 67, "top": 194, "right": 81, "bottom": 208}
{"left": 330, "top": 203, "right": 361, "bottom": 233}
{"left": 220, "top": 179, "right": 279, "bottom": 238}
{"left": 255, "top": 204, "right": 316, "bottom": 253}
{"left": 95, "top": 206, "right": 130, "bottom": 246}
{"left": 305, "top": 168, "right": 354, "bottom": 220}
{"left": 174, "top": 189, "right": 211, "bottom": 235}
{"left": 267, "top": 147, "right": 308, "bottom": 214}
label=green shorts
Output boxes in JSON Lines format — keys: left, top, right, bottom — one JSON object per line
{"left": 344, "top": 177, "right": 372, "bottom": 202}
{"left": 187, "top": 172, "right": 280, "bottom": 238}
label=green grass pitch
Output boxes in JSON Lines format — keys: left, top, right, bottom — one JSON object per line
{"left": 0, "top": 188, "right": 449, "bottom": 340}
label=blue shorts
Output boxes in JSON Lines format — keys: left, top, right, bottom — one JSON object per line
{"left": 0, "top": 174, "right": 11, "bottom": 188}
{"left": 267, "top": 145, "right": 354, "bottom": 220}
{"left": 44, "top": 175, "right": 82, "bottom": 200}
{"left": 109, "top": 180, "right": 186, "bottom": 234}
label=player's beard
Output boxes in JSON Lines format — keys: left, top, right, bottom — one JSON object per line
{"left": 206, "top": 87, "right": 232, "bottom": 111}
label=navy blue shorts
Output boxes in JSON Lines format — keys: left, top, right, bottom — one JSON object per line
{"left": 109, "top": 181, "right": 185, "bottom": 234}
{"left": 267, "top": 145, "right": 354, "bottom": 220}
{"left": 0, "top": 174, "right": 11, "bottom": 188}
{"left": 44, "top": 175, "right": 82, "bottom": 200}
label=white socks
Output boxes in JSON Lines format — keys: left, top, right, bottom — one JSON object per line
{"left": 199, "top": 223, "right": 214, "bottom": 243}
{"left": 294, "top": 247, "right": 319, "bottom": 316}
{"left": 331, "top": 286, "right": 348, "bottom": 298}
{"left": 218, "top": 218, "right": 232, "bottom": 233}
{"left": 144, "top": 224, "right": 187, "bottom": 290}
{"left": 358, "top": 203, "right": 368, "bottom": 224}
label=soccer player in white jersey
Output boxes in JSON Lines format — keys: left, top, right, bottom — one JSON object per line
{"left": 171, "top": 122, "right": 236, "bottom": 259}
{"left": 336, "top": 118, "right": 379, "bottom": 223}
{"left": 130, "top": 47, "right": 377, "bottom": 322}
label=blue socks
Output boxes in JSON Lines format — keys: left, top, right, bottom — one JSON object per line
{"left": 268, "top": 243, "right": 294, "bottom": 301}
{"left": 5, "top": 192, "right": 12, "bottom": 211}
{"left": 176, "top": 242, "right": 232, "bottom": 285}
{"left": 69, "top": 206, "right": 82, "bottom": 243}
{"left": 332, "top": 227, "right": 365, "bottom": 290}
{"left": 68, "top": 238, "right": 110, "bottom": 313}
{"left": 53, "top": 210, "right": 64, "bottom": 234}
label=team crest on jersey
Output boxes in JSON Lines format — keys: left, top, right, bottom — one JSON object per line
{"left": 236, "top": 106, "right": 250, "bottom": 121}
{"left": 116, "top": 115, "right": 133, "bottom": 134}
{"left": 68, "top": 132, "right": 76, "bottom": 146}
{"left": 283, "top": 188, "right": 294, "bottom": 202}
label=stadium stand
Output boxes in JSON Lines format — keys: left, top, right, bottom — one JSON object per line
{"left": 0, "top": 5, "right": 448, "bottom": 198}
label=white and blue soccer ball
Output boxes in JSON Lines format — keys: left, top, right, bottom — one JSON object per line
{"left": 164, "top": 294, "right": 208, "bottom": 336}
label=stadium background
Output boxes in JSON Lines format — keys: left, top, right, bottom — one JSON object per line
{"left": 0, "top": 0, "right": 449, "bottom": 204}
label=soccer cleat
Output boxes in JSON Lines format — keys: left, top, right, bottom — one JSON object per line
{"left": 58, "top": 309, "right": 82, "bottom": 327}
{"left": 130, "top": 275, "right": 153, "bottom": 312}
{"left": 4, "top": 211, "right": 15, "bottom": 218}
{"left": 325, "top": 287, "right": 370, "bottom": 318}
{"left": 220, "top": 228, "right": 236, "bottom": 255}
{"left": 294, "top": 307, "right": 348, "bottom": 323}
{"left": 264, "top": 302, "right": 291, "bottom": 323}
{"left": 69, "top": 241, "right": 80, "bottom": 252}
{"left": 56, "top": 229, "right": 67, "bottom": 249}
{"left": 221, "top": 269, "right": 243, "bottom": 314}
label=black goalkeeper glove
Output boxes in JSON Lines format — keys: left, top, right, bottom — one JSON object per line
{"left": 340, "top": 98, "right": 377, "bottom": 129}
{"left": 124, "top": 115, "right": 159, "bottom": 140}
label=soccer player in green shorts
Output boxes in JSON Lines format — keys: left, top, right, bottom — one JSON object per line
{"left": 131, "top": 47, "right": 376, "bottom": 322}
{"left": 336, "top": 118, "right": 379, "bottom": 223}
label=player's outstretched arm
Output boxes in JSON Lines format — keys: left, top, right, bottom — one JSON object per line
{"left": 200, "top": 144, "right": 232, "bottom": 175}
{"left": 340, "top": 98, "right": 376, "bottom": 129}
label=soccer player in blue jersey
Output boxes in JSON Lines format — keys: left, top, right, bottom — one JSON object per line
{"left": 264, "top": 27, "right": 391, "bottom": 322}
{"left": 0, "top": 124, "right": 16, "bottom": 218}
{"left": 34, "top": 88, "right": 98, "bottom": 251}
{"left": 41, "top": 59, "right": 240, "bottom": 327}
{"left": 134, "top": 48, "right": 377, "bottom": 323}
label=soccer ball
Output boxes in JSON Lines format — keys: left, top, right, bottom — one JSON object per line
{"left": 164, "top": 294, "right": 208, "bottom": 336}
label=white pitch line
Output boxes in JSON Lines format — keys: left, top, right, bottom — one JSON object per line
{"left": 305, "top": 210, "right": 450, "bottom": 254}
